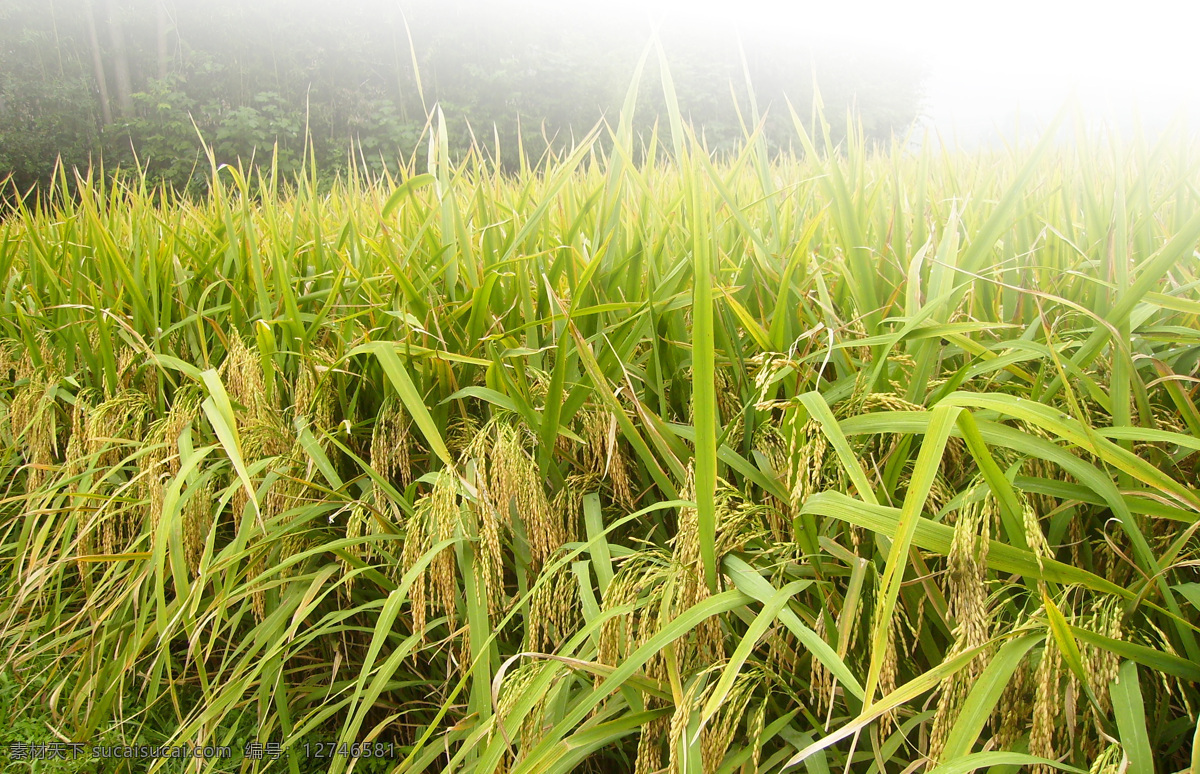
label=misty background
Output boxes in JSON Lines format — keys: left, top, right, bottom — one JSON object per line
{"left": 2, "top": 0, "right": 1197, "bottom": 194}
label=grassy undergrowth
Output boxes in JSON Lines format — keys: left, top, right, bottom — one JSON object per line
{"left": 2, "top": 62, "right": 1200, "bottom": 774}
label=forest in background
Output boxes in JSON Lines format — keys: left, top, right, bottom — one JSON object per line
{"left": 0, "top": 0, "right": 925, "bottom": 194}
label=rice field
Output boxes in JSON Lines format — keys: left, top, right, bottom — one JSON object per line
{"left": 2, "top": 88, "right": 1200, "bottom": 774}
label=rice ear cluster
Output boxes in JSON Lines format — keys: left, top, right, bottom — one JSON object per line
{"left": 340, "top": 496, "right": 378, "bottom": 600}
{"left": 748, "top": 695, "right": 769, "bottom": 771}
{"left": 1030, "top": 613, "right": 1067, "bottom": 774}
{"left": 668, "top": 468, "right": 723, "bottom": 670}
{"left": 1017, "top": 423, "right": 1070, "bottom": 515}
{"left": 114, "top": 345, "right": 157, "bottom": 396}
{"left": 224, "top": 334, "right": 272, "bottom": 417}
{"left": 491, "top": 420, "right": 565, "bottom": 570}
{"left": 855, "top": 390, "right": 922, "bottom": 416}
{"left": 598, "top": 552, "right": 672, "bottom": 682}
{"left": 994, "top": 655, "right": 1032, "bottom": 749}
{"left": 1068, "top": 596, "right": 1122, "bottom": 757}
{"left": 703, "top": 672, "right": 759, "bottom": 771}
{"left": 223, "top": 336, "right": 312, "bottom": 613}
{"left": 86, "top": 390, "right": 153, "bottom": 469}
{"left": 946, "top": 487, "right": 995, "bottom": 667}
{"left": 293, "top": 346, "right": 337, "bottom": 433}
{"left": 526, "top": 559, "right": 580, "bottom": 651}
{"left": 598, "top": 558, "right": 656, "bottom": 666}
{"left": 493, "top": 659, "right": 556, "bottom": 764}
{"left": 752, "top": 423, "right": 792, "bottom": 539}
{"left": 666, "top": 671, "right": 709, "bottom": 772}
{"left": 224, "top": 337, "right": 274, "bottom": 522}
{"left": 810, "top": 612, "right": 836, "bottom": 716}
{"left": 877, "top": 600, "right": 911, "bottom": 736}
{"left": 400, "top": 503, "right": 433, "bottom": 638}
{"left": 82, "top": 390, "right": 153, "bottom": 554}
{"left": 634, "top": 715, "right": 669, "bottom": 774}
{"left": 1135, "top": 619, "right": 1184, "bottom": 705}
{"left": 401, "top": 472, "right": 463, "bottom": 638}
{"left": 183, "top": 476, "right": 215, "bottom": 574}
{"left": 788, "top": 416, "right": 829, "bottom": 507}
{"left": 713, "top": 367, "right": 743, "bottom": 450}
{"left": 666, "top": 668, "right": 757, "bottom": 773}
{"left": 0, "top": 340, "right": 21, "bottom": 380}
{"left": 1087, "top": 743, "right": 1123, "bottom": 774}
{"left": 446, "top": 415, "right": 481, "bottom": 459}
{"left": 342, "top": 487, "right": 403, "bottom": 590}
{"left": 681, "top": 365, "right": 740, "bottom": 439}
{"left": 428, "top": 473, "right": 464, "bottom": 632}
{"left": 526, "top": 483, "right": 594, "bottom": 649}
{"left": 370, "top": 395, "right": 412, "bottom": 488}
{"left": 275, "top": 473, "right": 315, "bottom": 573}
{"left": 749, "top": 352, "right": 800, "bottom": 412}
{"left": 244, "top": 425, "right": 305, "bottom": 614}
{"left": 856, "top": 392, "right": 966, "bottom": 511}
{"left": 468, "top": 417, "right": 572, "bottom": 618}
{"left": 668, "top": 478, "right": 765, "bottom": 675}
{"left": 930, "top": 484, "right": 996, "bottom": 760}
{"left": 10, "top": 374, "right": 59, "bottom": 492}
{"left": 66, "top": 388, "right": 98, "bottom": 565}
{"left": 140, "top": 388, "right": 201, "bottom": 535}
{"left": 714, "top": 368, "right": 740, "bottom": 424}
{"left": 1022, "top": 498, "right": 1054, "bottom": 588}
{"left": 264, "top": 442, "right": 307, "bottom": 525}
{"left": 64, "top": 387, "right": 97, "bottom": 478}
{"left": 581, "top": 407, "right": 635, "bottom": 509}
{"left": 248, "top": 555, "right": 267, "bottom": 621}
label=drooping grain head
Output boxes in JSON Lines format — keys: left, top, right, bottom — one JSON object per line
{"left": 703, "top": 671, "right": 759, "bottom": 772}
{"left": 420, "top": 472, "right": 463, "bottom": 634}
{"left": 666, "top": 670, "right": 709, "bottom": 773}
{"left": 493, "top": 659, "right": 556, "bottom": 762}
{"left": 370, "top": 395, "right": 413, "bottom": 488}
{"left": 1087, "top": 744, "right": 1123, "bottom": 774}
{"left": 1030, "top": 636, "right": 1065, "bottom": 774}
{"left": 810, "top": 611, "right": 835, "bottom": 717}
{"left": 1082, "top": 597, "right": 1122, "bottom": 723}
{"left": 293, "top": 346, "right": 337, "bottom": 434}
{"left": 930, "top": 483, "right": 996, "bottom": 759}
{"left": 183, "top": 475, "right": 215, "bottom": 577}
{"left": 789, "top": 416, "right": 829, "bottom": 507}
{"left": 80, "top": 390, "right": 153, "bottom": 553}
{"left": 1023, "top": 498, "right": 1054, "bottom": 588}
{"left": 752, "top": 422, "right": 792, "bottom": 539}
{"left": 223, "top": 335, "right": 271, "bottom": 421}
{"left": 634, "top": 715, "right": 668, "bottom": 774}
{"left": 581, "top": 407, "right": 636, "bottom": 509}
{"left": 526, "top": 560, "right": 580, "bottom": 651}
{"left": 995, "top": 655, "right": 1032, "bottom": 750}
{"left": 11, "top": 377, "right": 57, "bottom": 492}
{"left": 400, "top": 501, "right": 434, "bottom": 640}
{"left": 474, "top": 417, "right": 567, "bottom": 577}
{"left": 141, "top": 388, "right": 201, "bottom": 534}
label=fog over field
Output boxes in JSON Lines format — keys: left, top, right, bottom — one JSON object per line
{"left": 487, "top": 0, "right": 1200, "bottom": 142}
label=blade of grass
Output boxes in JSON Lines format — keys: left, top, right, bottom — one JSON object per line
{"left": 1111, "top": 660, "right": 1154, "bottom": 774}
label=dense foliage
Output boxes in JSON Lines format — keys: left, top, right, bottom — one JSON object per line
{"left": 0, "top": 0, "right": 923, "bottom": 196}
{"left": 1, "top": 74, "right": 1199, "bottom": 774}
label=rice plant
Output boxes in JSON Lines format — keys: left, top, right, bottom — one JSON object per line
{"left": 2, "top": 67, "right": 1199, "bottom": 774}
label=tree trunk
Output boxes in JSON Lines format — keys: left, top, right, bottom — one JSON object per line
{"left": 48, "top": 0, "right": 65, "bottom": 78}
{"left": 156, "top": 0, "right": 169, "bottom": 80}
{"left": 84, "top": 0, "right": 113, "bottom": 126}
{"left": 103, "top": 0, "right": 134, "bottom": 116}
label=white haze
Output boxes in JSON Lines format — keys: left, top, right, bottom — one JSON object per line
{"left": 483, "top": 0, "right": 1200, "bottom": 143}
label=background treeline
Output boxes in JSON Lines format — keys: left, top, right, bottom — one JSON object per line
{"left": 0, "top": 0, "right": 925, "bottom": 194}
